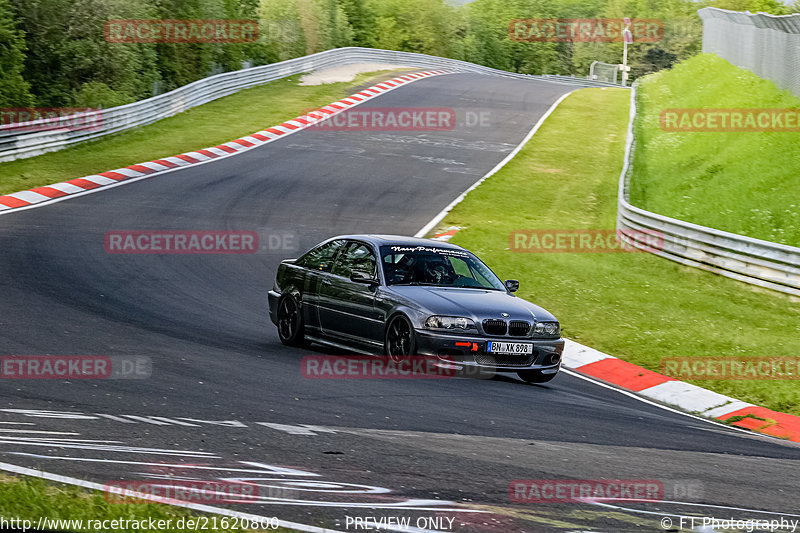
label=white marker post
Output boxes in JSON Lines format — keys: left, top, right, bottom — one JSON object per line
{"left": 621, "top": 17, "right": 632, "bottom": 87}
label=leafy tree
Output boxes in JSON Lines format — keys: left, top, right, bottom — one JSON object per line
{"left": 338, "top": 0, "right": 376, "bottom": 46}
{"left": 5, "top": 0, "right": 721, "bottom": 109}
{"left": 73, "top": 80, "right": 136, "bottom": 107}
{"left": 365, "top": 0, "right": 460, "bottom": 57}
{"left": 216, "top": 0, "right": 259, "bottom": 71}
{"left": 0, "top": 0, "right": 32, "bottom": 107}
{"left": 301, "top": 0, "right": 353, "bottom": 53}
{"left": 10, "top": 0, "right": 160, "bottom": 107}
{"left": 710, "top": 0, "right": 791, "bottom": 15}
{"left": 11, "top": 0, "right": 76, "bottom": 106}
{"left": 258, "top": 0, "right": 306, "bottom": 61}
{"left": 155, "top": 0, "right": 220, "bottom": 92}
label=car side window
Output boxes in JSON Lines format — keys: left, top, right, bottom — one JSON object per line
{"left": 297, "top": 240, "right": 344, "bottom": 273}
{"left": 332, "top": 242, "right": 377, "bottom": 279}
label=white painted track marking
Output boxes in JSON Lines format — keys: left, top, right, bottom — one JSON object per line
{"left": 0, "top": 429, "right": 79, "bottom": 435}
{"left": 257, "top": 423, "right": 337, "bottom": 435}
{"left": 0, "top": 460, "right": 347, "bottom": 533}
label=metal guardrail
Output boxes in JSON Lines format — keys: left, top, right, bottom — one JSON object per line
{"left": 699, "top": 7, "right": 800, "bottom": 98}
{"left": 0, "top": 47, "right": 616, "bottom": 163}
{"left": 617, "top": 86, "right": 800, "bottom": 296}
{"left": 6, "top": 41, "right": 795, "bottom": 294}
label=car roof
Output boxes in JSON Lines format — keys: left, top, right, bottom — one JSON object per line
{"left": 331, "top": 234, "right": 467, "bottom": 251}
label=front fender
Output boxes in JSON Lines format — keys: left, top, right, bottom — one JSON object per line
{"left": 385, "top": 304, "right": 430, "bottom": 330}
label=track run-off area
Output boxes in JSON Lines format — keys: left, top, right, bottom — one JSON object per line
{"left": 1, "top": 73, "right": 798, "bottom": 532}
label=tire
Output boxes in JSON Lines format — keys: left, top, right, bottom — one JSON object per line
{"left": 384, "top": 315, "right": 416, "bottom": 360}
{"left": 276, "top": 294, "right": 304, "bottom": 347}
{"left": 517, "top": 369, "right": 558, "bottom": 384}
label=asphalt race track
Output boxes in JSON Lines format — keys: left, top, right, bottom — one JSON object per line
{"left": 1, "top": 73, "right": 798, "bottom": 532}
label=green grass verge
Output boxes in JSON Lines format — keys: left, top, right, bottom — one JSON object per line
{"left": 435, "top": 87, "right": 800, "bottom": 416}
{"left": 0, "top": 474, "right": 292, "bottom": 532}
{"left": 630, "top": 53, "right": 800, "bottom": 246}
{"left": 0, "top": 69, "right": 408, "bottom": 196}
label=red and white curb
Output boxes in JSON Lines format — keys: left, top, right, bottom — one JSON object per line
{"left": 562, "top": 339, "right": 800, "bottom": 442}
{"left": 432, "top": 230, "right": 800, "bottom": 442}
{"left": 430, "top": 227, "right": 463, "bottom": 242}
{"left": 0, "top": 70, "right": 452, "bottom": 214}
{"left": 414, "top": 90, "right": 800, "bottom": 445}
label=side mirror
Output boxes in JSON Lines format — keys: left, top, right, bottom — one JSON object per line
{"left": 505, "top": 279, "right": 519, "bottom": 292}
{"left": 351, "top": 271, "right": 378, "bottom": 284}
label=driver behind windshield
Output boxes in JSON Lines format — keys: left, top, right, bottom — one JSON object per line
{"left": 384, "top": 252, "right": 456, "bottom": 285}
{"left": 380, "top": 246, "right": 506, "bottom": 290}
{"left": 419, "top": 254, "right": 456, "bottom": 284}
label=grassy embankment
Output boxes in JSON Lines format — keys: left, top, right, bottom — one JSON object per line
{"left": 434, "top": 83, "right": 800, "bottom": 416}
{"left": 630, "top": 53, "right": 800, "bottom": 246}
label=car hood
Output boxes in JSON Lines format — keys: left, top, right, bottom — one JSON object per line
{"left": 387, "top": 286, "right": 557, "bottom": 322}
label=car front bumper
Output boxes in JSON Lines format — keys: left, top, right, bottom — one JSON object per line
{"left": 414, "top": 329, "right": 564, "bottom": 373}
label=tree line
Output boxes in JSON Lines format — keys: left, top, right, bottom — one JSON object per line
{"left": 0, "top": 0, "right": 795, "bottom": 110}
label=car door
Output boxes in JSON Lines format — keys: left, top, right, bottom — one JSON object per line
{"left": 296, "top": 239, "right": 346, "bottom": 331}
{"left": 317, "top": 240, "right": 382, "bottom": 347}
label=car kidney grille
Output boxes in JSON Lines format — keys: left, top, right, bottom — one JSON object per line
{"left": 508, "top": 320, "right": 531, "bottom": 337}
{"left": 483, "top": 319, "right": 507, "bottom": 336}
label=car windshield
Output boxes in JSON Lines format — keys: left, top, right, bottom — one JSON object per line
{"left": 380, "top": 245, "right": 506, "bottom": 290}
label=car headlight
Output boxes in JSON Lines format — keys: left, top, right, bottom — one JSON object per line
{"left": 425, "top": 315, "right": 476, "bottom": 331}
{"left": 533, "top": 321, "right": 560, "bottom": 337}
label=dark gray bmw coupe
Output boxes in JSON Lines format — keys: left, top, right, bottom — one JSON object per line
{"left": 268, "top": 235, "right": 564, "bottom": 383}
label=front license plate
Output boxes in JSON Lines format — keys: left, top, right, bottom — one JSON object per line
{"left": 487, "top": 341, "right": 533, "bottom": 355}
